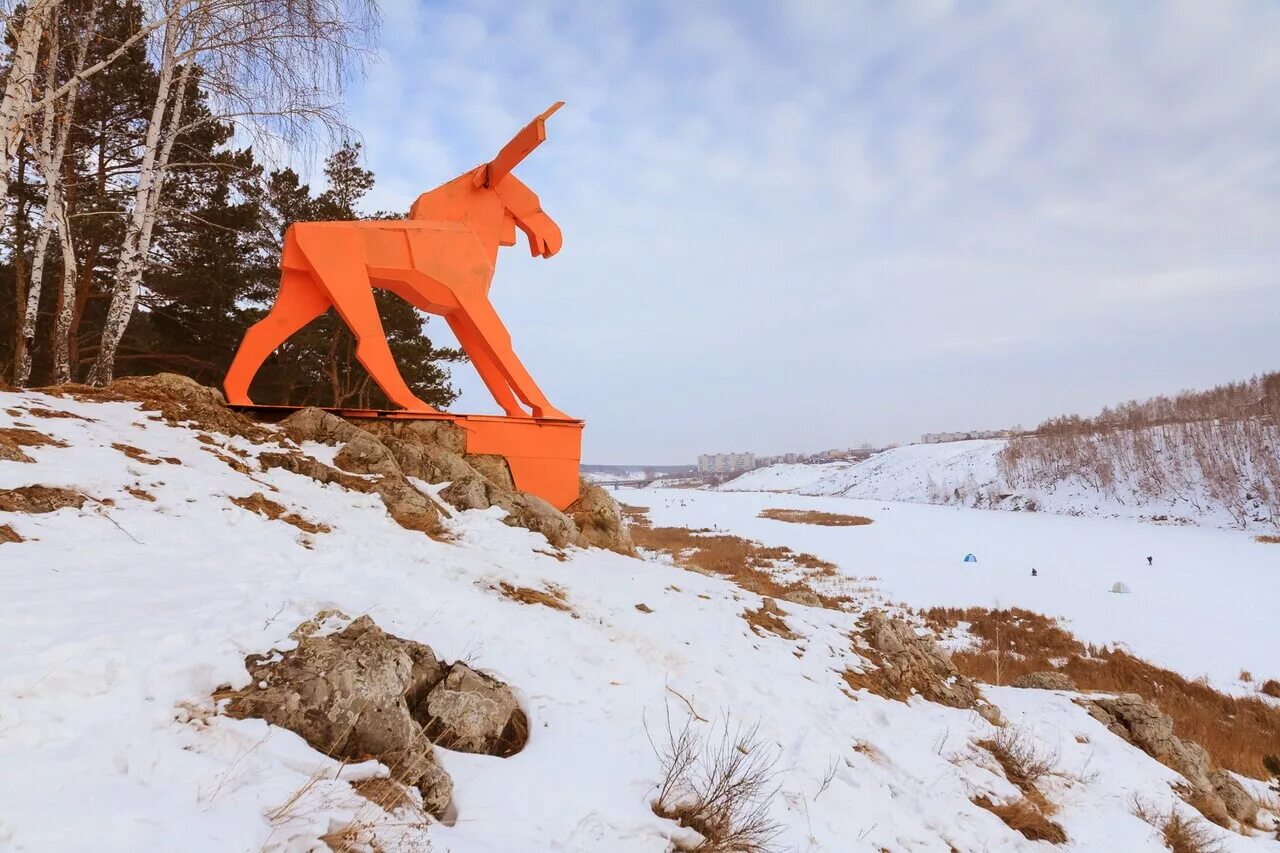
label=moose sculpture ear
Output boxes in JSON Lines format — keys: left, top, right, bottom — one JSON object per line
{"left": 484, "top": 101, "right": 564, "bottom": 186}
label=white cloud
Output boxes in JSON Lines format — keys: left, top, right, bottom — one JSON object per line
{"left": 336, "top": 0, "right": 1280, "bottom": 461}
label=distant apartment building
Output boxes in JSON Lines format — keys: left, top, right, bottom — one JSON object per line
{"left": 920, "top": 429, "right": 1016, "bottom": 444}
{"left": 697, "top": 452, "right": 757, "bottom": 474}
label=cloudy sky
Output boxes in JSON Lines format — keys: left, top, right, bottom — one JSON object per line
{"left": 338, "top": 0, "right": 1280, "bottom": 464}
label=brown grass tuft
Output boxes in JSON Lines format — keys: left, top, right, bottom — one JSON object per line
{"left": 0, "top": 524, "right": 23, "bottom": 544}
{"left": 125, "top": 486, "right": 156, "bottom": 502}
{"left": 230, "top": 493, "right": 330, "bottom": 534}
{"left": 497, "top": 581, "right": 571, "bottom": 613}
{"left": 1256, "top": 534, "right": 1280, "bottom": 544}
{"left": 111, "top": 442, "right": 168, "bottom": 465}
{"left": 24, "top": 407, "right": 90, "bottom": 420}
{"left": 1131, "top": 799, "right": 1225, "bottom": 853}
{"left": 972, "top": 795, "right": 1067, "bottom": 843}
{"left": 757, "top": 508, "right": 873, "bottom": 527}
{"left": 930, "top": 606, "right": 1280, "bottom": 778}
{"left": 742, "top": 600, "right": 797, "bottom": 640}
{"left": 1261, "top": 680, "right": 1280, "bottom": 699}
{"left": 635, "top": 603, "right": 654, "bottom": 613}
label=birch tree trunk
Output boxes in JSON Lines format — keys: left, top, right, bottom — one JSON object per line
{"left": 0, "top": 0, "right": 61, "bottom": 207}
{"left": 88, "top": 10, "right": 185, "bottom": 386}
{"left": 14, "top": 19, "right": 60, "bottom": 385}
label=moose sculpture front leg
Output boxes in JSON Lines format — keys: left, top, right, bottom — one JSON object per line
{"left": 455, "top": 295, "right": 570, "bottom": 420}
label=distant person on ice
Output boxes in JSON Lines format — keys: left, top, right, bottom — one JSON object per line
{"left": 1031, "top": 568, "right": 1037, "bottom": 577}
{"left": 1147, "top": 556, "right": 1153, "bottom": 566}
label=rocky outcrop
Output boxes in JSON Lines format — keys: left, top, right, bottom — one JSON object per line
{"left": 852, "top": 611, "right": 988, "bottom": 711}
{"left": 1011, "top": 671, "right": 1077, "bottom": 691}
{"left": 566, "top": 481, "right": 636, "bottom": 555}
{"left": 222, "top": 615, "right": 527, "bottom": 820}
{"left": 1080, "top": 693, "right": 1258, "bottom": 826}
{"left": 52, "top": 373, "right": 275, "bottom": 442}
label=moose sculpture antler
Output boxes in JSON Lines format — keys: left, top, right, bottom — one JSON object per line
{"left": 223, "top": 102, "right": 570, "bottom": 420}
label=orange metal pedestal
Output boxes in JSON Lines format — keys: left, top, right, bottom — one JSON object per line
{"left": 234, "top": 405, "right": 583, "bottom": 510}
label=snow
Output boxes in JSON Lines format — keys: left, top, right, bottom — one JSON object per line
{"left": 719, "top": 436, "right": 1278, "bottom": 530}
{"left": 624, "top": 487, "right": 1280, "bottom": 688}
{"left": 2, "top": 391, "right": 1277, "bottom": 852}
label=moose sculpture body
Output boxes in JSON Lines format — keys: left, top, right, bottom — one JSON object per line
{"left": 223, "top": 102, "right": 569, "bottom": 421}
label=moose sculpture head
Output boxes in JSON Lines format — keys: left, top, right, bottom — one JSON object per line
{"left": 409, "top": 101, "right": 564, "bottom": 260}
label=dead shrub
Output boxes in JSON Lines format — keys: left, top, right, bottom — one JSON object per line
{"left": 349, "top": 777, "right": 416, "bottom": 814}
{"left": 933, "top": 606, "right": 1280, "bottom": 778}
{"left": 649, "top": 709, "right": 783, "bottom": 852}
{"left": 1257, "top": 535, "right": 1280, "bottom": 544}
{"left": 497, "top": 581, "right": 571, "bottom": 613}
{"left": 0, "top": 524, "right": 23, "bottom": 543}
{"left": 980, "top": 726, "right": 1059, "bottom": 794}
{"left": 230, "top": 493, "right": 330, "bottom": 534}
{"left": 972, "top": 795, "right": 1067, "bottom": 843}
{"left": 1132, "top": 798, "right": 1224, "bottom": 853}
{"left": 0, "top": 426, "right": 68, "bottom": 462}
{"left": 757, "top": 508, "right": 873, "bottom": 527}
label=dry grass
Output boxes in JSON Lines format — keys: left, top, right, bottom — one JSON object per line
{"left": 923, "top": 605, "right": 1280, "bottom": 778}
{"left": 0, "top": 426, "right": 68, "bottom": 462}
{"left": 972, "top": 795, "right": 1067, "bottom": 843}
{"left": 497, "top": 581, "right": 571, "bottom": 613}
{"left": 125, "top": 486, "right": 156, "bottom": 502}
{"left": 980, "top": 727, "right": 1059, "bottom": 794}
{"left": 0, "top": 524, "right": 23, "bottom": 544}
{"left": 349, "top": 777, "right": 416, "bottom": 814}
{"left": 757, "top": 508, "right": 873, "bottom": 527}
{"left": 1257, "top": 534, "right": 1280, "bottom": 544}
{"left": 649, "top": 709, "right": 783, "bottom": 852}
{"left": 1132, "top": 798, "right": 1225, "bottom": 853}
{"left": 623, "top": 505, "right": 846, "bottom": 610}
{"left": 635, "top": 603, "right": 654, "bottom": 613}
{"left": 24, "top": 406, "right": 89, "bottom": 420}
{"left": 1261, "top": 680, "right": 1280, "bottom": 699}
{"left": 111, "top": 442, "right": 179, "bottom": 465}
{"left": 230, "top": 493, "right": 330, "bottom": 534}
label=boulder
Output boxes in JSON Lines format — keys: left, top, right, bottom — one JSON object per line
{"left": 1210, "top": 769, "right": 1259, "bottom": 825}
{"left": 0, "top": 485, "right": 86, "bottom": 513}
{"left": 223, "top": 615, "right": 531, "bottom": 819}
{"left": 464, "top": 453, "right": 516, "bottom": 491}
{"left": 566, "top": 481, "right": 636, "bottom": 555}
{"left": 1012, "top": 671, "right": 1077, "bottom": 691}
{"left": 439, "top": 474, "right": 491, "bottom": 511}
{"left": 855, "top": 611, "right": 984, "bottom": 710}
{"left": 224, "top": 616, "right": 454, "bottom": 816}
{"left": 419, "top": 663, "right": 527, "bottom": 756}
{"left": 491, "top": 491, "right": 579, "bottom": 549}
{"left": 82, "top": 373, "right": 274, "bottom": 442}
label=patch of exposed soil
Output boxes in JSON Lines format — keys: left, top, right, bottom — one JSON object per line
{"left": 0, "top": 427, "right": 68, "bottom": 462}
{"left": 758, "top": 508, "right": 874, "bottom": 526}
{"left": 0, "top": 524, "right": 23, "bottom": 543}
{"left": 496, "top": 581, "right": 572, "bottom": 613}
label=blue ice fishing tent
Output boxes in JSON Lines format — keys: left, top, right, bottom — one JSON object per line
{"left": 963, "top": 553, "right": 978, "bottom": 563}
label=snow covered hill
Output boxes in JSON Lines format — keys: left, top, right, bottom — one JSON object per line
{"left": 721, "top": 429, "right": 1279, "bottom": 530}
{"left": 2, "top": 386, "right": 1277, "bottom": 851}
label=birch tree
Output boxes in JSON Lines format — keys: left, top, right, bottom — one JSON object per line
{"left": 14, "top": 1, "right": 99, "bottom": 384}
{"left": 88, "top": 0, "right": 376, "bottom": 385}
{"left": 0, "top": 0, "right": 61, "bottom": 208}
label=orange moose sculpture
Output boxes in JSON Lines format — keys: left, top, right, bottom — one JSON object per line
{"left": 224, "top": 102, "right": 583, "bottom": 509}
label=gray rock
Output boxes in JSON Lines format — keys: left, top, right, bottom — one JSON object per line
{"left": 420, "top": 663, "right": 527, "bottom": 756}
{"left": 1012, "top": 671, "right": 1077, "bottom": 691}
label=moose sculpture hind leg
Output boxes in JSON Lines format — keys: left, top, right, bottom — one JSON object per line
{"left": 224, "top": 268, "right": 331, "bottom": 405}
{"left": 292, "top": 226, "right": 439, "bottom": 412}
